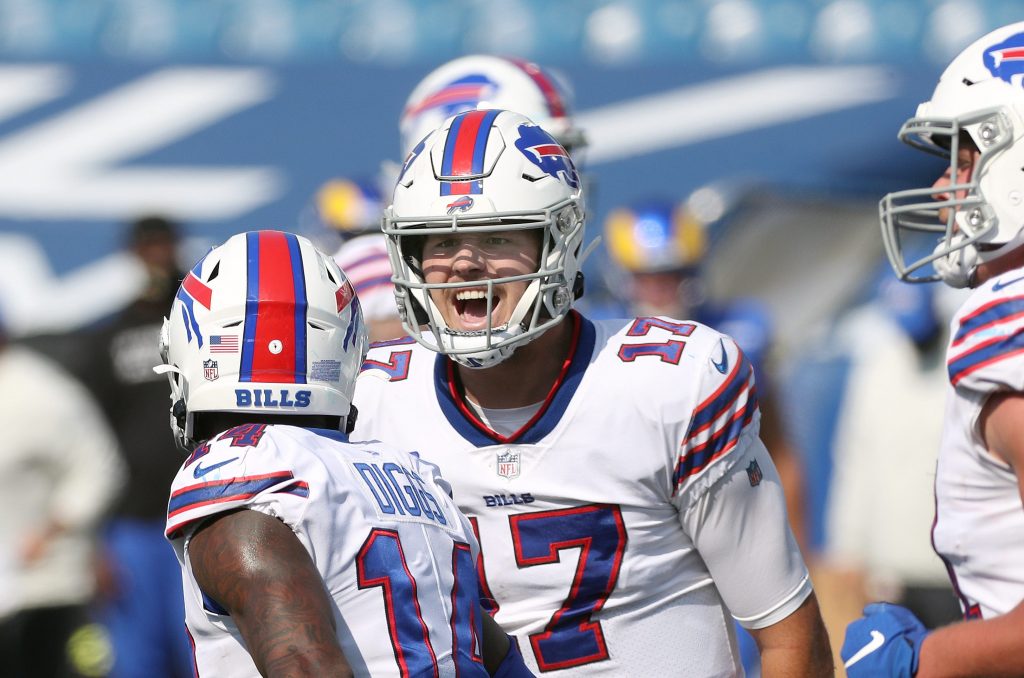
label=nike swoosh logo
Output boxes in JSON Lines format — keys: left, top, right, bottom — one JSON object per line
{"left": 193, "top": 457, "right": 239, "bottom": 479}
{"left": 992, "top": 273, "right": 1024, "bottom": 292}
{"left": 844, "top": 630, "right": 885, "bottom": 668}
{"left": 712, "top": 338, "right": 729, "bottom": 374}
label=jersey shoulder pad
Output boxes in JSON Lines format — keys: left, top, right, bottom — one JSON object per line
{"left": 673, "top": 328, "right": 760, "bottom": 494}
{"left": 598, "top": 315, "right": 710, "bottom": 368}
{"left": 946, "top": 278, "right": 1024, "bottom": 392}
{"left": 165, "top": 424, "right": 310, "bottom": 540}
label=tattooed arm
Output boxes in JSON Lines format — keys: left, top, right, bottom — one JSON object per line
{"left": 190, "top": 509, "right": 354, "bottom": 678}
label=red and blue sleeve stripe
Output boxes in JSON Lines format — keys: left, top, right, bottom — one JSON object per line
{"left": 673, "top": 385, "right": 758, "bottom": 489}
{"left": 951, "top": 295, "right": 1024, "bottom": 347}
{"left": 686, "top": 351, "right": 754, "bottom": 436}
{"left": 165, "top": 471, "right": 298, "bottom": 537}
{"left": 240, "top": 231, "right": 309, "bottom": 384}
{"left": 354, "top": 275, "right": 395, "bottom": 295}
{"left": 439, "top": 109, "right": 500, "bottom": 196}
{"left": 948, "top": 330, "right": 1024, "bottom": 386}
{"left": 674, "top": 352, "right": 759, "bottom": 488}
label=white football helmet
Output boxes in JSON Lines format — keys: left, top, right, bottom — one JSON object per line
{"left": 880, "top": 22, "right": 1024, "bottom": 288}
{"left": 399, "top": 55, "right": 585, "bottom": 159}
{"left": 156, "top": 230, "right": 368, "bottom": 449}
{"left": 384, "top": 109, "right": 586, "bottom": 369}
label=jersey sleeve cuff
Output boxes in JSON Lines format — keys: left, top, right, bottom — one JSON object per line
{"left": 732, "top": 573, "right": 813, "bottom": 630}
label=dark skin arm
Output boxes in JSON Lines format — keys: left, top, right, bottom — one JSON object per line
{"left": 190, "top": 509, "right": 354, "bottom": 678}
{"left": 480, "top": 610, "right": 513, "bottom": 674}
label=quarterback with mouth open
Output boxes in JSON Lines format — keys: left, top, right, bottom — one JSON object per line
{"left": 354, "top": 108, "right": 832, "bottom": 676}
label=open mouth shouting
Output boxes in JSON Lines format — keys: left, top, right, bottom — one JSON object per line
{"left": 451, "top": 287, "right": 504, "bottom": 332}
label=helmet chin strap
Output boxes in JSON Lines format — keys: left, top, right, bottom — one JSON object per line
{"left": 933, "top": 235, "right": 977, "bottom": 289}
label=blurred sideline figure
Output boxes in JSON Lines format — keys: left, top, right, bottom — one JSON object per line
{"left": 83, "top": 216, "right": 194, "bottom": 677}
{"left": 0, "top": 310, "right": 125, "bottom": 678}
{"left": 842, "top": 21, "right": 1024, "bottom": 677}
{"left": 309, "top": 177, "right": 406, "bottom": 342}
{"left": 156, "top": 230, "right": 533, "bottom": 676}
{"left": 817, "top": 268, "right": 961, "bottom": 669}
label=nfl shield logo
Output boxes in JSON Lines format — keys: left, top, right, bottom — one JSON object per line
{"left": 746, "top": 459, "right": 763, "bottom": 487}
{"left": 496, "top": 450, "right": 520, "bottom": 479}
{"left": 203, "top": 359, "right": 219, "bottom": 381}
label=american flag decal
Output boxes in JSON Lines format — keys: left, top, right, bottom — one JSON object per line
{"left": 210, "top": 335, "right": 239, "bottom": 353}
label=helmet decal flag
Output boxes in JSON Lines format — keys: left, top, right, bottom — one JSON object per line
{"left": 439, "top": 109, "right": 501, "bottom": 196}
{"left": 984, "top": 31, "right": 1024, "bottom": 85}
{"left": 514, "top": 123, "right": 579, "bottom": 189}
{"left": 240, "top": 231, "right": 309, "bottom": 384}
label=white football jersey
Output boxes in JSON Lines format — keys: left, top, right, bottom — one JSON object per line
{"left": 165, "top": 424, "right": 489, "bottom": 677}
{"left": 353, "top": 313, "right": 812, "bottom": 676}
{"left": 936, "top": 271, "right": 1024, "bottom": 620}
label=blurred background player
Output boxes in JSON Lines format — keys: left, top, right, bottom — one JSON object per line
{"left": 0, "top": 309, "right": 125, "bottom": 678}
{"left": 843, "top": 21, "right": 1024, "bottom": 677}
{"left": 398, "top": 54, "right": 585, "bottom": 160}
{"left": 602, "top": 195, "right": 808, "bottom": 550}
{"left": 82, "top": 215, "right": 194, "bottom": 677}
{"left": 308, "top": 177, "right": 406, "bottom": 341}
{"left": 157, "top": 230, "right": 532, "bottom": 676}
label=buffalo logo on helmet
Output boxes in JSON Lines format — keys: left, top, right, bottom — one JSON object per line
{"left": 983, "top": 32, "right": 1024, "bottom": 84}
{"left": 446, "top": 196, "right": 475, "bottom": 214}
{"left": 514, "top": 124, "right": 579, "bottom": 189}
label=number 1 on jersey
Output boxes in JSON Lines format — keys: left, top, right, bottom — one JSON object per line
{"left": 618, "top": 317, "right": 696, "bottom": 364}
{"left": 357, "top": 529, "right": 483, "bottom": 676}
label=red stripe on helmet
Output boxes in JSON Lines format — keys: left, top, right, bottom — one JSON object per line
{"left": 508, "top": 58, "right": 566, "bottom": 118}
{"left": 182, "top": 272, "right": 212, "bottom": 309}
{"left": 450, "top": 109, "right": 487, "bottom": 177}
{"left": 251, "top": 231, "right": 298, "bottom": 383}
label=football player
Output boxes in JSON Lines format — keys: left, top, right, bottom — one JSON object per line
{"left": 355, "top": 109, "right": 833, "bottom": 675}
{"left": 156, "top": 231, "right": 532, "bottom": 676}
{"left": 399, "top": 54, "right": 585, "bottom": 160}
{"left": 843, "top": 21, "right": 1024, "bottom": 677}
{"left": 308, "top": 55, "right": 586, "bottom": 343}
